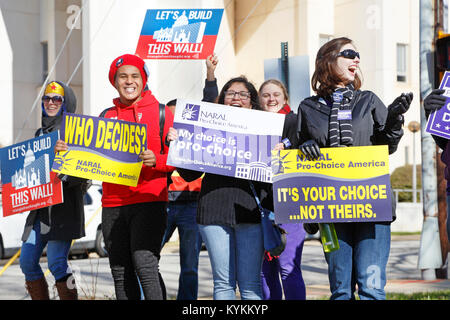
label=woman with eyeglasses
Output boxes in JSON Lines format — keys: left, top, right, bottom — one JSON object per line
{"left": 296, "top": 37, "right": 412, "bottom": 300}
{"left": 19, "top": 81, "right": 88, "bottom": 300}
{"left": 167, "top": 55, "right": 270, "bottom": 300}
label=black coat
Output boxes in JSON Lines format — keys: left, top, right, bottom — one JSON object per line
{"left": 296, "top": 90, "right": 403, "bottom": 221}
{"left": 282, "top": 111, "right": 299, "bottom": 148}
{"left": 21, "top": 176, "right": 87, "bottom": 241}
{"left": 296, "top": 90, "right": 403, "bottom": 153}
{"left": 21, "top": 81, "right": 87, "bottom": 242}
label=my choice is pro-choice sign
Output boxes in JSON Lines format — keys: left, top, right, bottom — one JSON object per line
{"left": 167, "top": 100, "right": 285, "bottom": 183}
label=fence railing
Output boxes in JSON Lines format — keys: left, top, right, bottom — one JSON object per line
{"left": 392, "top": 188, "right": 423, "bottom": 203}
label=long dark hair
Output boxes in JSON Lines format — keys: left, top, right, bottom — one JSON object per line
{"left": 217, "top": 76, "right": 260, "bottom": 110}
{"left": 311, "top": 37, "right": 362, "bottom": 98}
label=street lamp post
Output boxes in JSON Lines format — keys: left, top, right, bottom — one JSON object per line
{"left": 408, "top": 121, "right": 420, "bottom": 202}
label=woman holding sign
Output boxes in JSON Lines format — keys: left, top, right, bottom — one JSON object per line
{"left": 258, "top": 79, "right": 306, "bottom": 300}
{"left": 20, "top": 81, "right": 87, "bottom": 300}
{"left": 168, "top": 56, "right": 269, "bottom": 300}
{"left": 296, "top": 37, "right": 412, "bottom": 300}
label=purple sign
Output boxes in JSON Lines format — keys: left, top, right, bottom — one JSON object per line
{"left": 425, "top": 71, "right": 450, "bottom": 139}
{"left": 272, "top": 146, "right": 393, "bottom": 224}
{"left": 51, "top": 113, "right": 148, "bottom": 187}
{"left": 274, "top": 174, "right": 393, "bottom": 224}
{"left": 167, "top": 100, "right": 285, "bottom": 183}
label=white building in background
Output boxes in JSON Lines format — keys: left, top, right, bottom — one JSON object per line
{"left": 0, "top": 0, "right": 443, "bottom": 173}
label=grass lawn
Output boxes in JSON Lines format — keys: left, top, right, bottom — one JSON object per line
{"left": 386, "top": 290, "right": 450, "bottom": 300}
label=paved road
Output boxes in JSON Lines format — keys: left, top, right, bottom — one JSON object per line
{"left": 0, "top": 238, "right": 448, "bottom": 300}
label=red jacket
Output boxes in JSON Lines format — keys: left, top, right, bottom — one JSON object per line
{"left": 100, "top": 90, "right": 174, "bottom": 207}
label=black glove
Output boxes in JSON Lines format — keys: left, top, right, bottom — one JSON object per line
{"left": 386, "top": 92, "right": 413, "bottom": 130}
{"left": 303, "top": 223, "right": 319, "bottom": 235}
{"left": 299, "top": 140, "right": 321, "bottom": 160}
{"left": 424, "top": 89, "right": 447, "bottom": 119}
{"left": 387, "top": 92, "right": 413, "bottom": 118}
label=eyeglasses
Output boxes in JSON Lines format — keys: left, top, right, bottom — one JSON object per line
{"left": 337, "top": 49, "right": 360, "bottom": 60}
{"left": 42, "top": 95, "right": 64, "bottom": 104}
{"left": 224, "top": 90, "right": 251, "bottom": 100}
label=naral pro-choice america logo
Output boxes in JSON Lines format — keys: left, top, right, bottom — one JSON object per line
{"left": 182, "top": 103, "right": 200, "bottom": 121}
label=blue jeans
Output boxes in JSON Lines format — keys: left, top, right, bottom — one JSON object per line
{"left": 20, "top": 218, "right": 72, "bottom": 282}
{"left": 199, "top": 223, "right": 264, "bottom": 300}
{"left": 261, "top": 223, "right": 306, "bottom": 300}
{"left": 324, "top": 222, "right": 391, "bottom": 300}
{"left": 161, "top": 201, "right": 202, "bottom": 300}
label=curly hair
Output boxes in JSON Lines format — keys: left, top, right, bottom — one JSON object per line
{"left": 217, "top": 76, "right": 260, "bottom": 110}
{"left": 311, "top": 37, "right": 362, "bottom": 98}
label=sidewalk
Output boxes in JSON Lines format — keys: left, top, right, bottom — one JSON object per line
{"left": 0, "top": 235, "right": 448, "bottom": 300}
{"left": 163, "top": 234, "right": 450, "bottom": 300}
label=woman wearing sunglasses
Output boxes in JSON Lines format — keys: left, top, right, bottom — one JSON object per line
{"left": 19, "top": 81, "right": 88, "bottom": 300}
{"left": 296, "top": 37, "right": 412, "bottom": 300}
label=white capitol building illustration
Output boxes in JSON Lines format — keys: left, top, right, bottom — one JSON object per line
{"left": 11, "top": 144, "right": 50, "bottom": 189}
{"left": 153, "top": 10, "right": 206, "bottom": 44}
{"left": 235, "top": 161, "right": 273, "bottom": 183}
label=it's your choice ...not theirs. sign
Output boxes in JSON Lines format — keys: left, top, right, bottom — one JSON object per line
{"left": 272, "top": 145, "right": 393, "bottom": 224}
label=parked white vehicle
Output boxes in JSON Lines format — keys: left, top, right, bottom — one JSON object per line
{"left": 0, "top": 183, "right": 106, "bottom": 259}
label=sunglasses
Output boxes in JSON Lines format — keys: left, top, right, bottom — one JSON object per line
{"left": 42, "top": 95, "right": 64, "bottom": 104}
{"left": 337, "top": 49, "right": 360, "bottom": 60}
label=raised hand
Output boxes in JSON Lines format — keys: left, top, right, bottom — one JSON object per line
{"left": 206, "top": 53, "right": 218, "bottom": 81}
{"left": 388, "top": 92, "right": 413, "bottom": 119}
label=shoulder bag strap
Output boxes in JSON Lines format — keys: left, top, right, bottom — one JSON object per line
{"left": 249, "top": 181, "right": 264, "bottom": 216}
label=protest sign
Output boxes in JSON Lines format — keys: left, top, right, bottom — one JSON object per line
{"left": 0, "top": 131, "right": 63, "bottom": 217}
{"left": 272, "top": 145, "right": 392, "bottom": 224}
{"left": 167, "top": 100, "right": 284, "bottom": 183}
{"left": 425, "top": 71, "right": 450, "bottom": 139}
{"left": 135, "top": 9, "right": 223, "bottom": 59}
{"left": 52, "top": 113, "right": 147, "bottom": 187}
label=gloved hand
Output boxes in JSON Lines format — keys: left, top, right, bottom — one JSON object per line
{"left": 387, "top": 92, "right": 413, "bottom": 119}
{"left": 385, "top": 92, "right": 413, "bottom": 130}
{"left": 424, "top": 89, "right": 447, "bottom": 119}
{"left": 303, "top": 223, "right": 319, "bottom": 235}
{"left": 299, "top": 140, "right": 321, "bottom": 160}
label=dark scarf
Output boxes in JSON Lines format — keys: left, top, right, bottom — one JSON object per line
{"left": 329, "top": 84, "right": 354, "bottom": 147}
{"left": 41, "top": 112, "right": 64, "bottom": 134}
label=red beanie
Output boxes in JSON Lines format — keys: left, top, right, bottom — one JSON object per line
{"left": 109, "top": 54, "right": 149, "bottom": 87}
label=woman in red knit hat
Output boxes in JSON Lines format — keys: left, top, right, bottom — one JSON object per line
{"left": 99, "top": 54, "right": 174, "bottom": 300}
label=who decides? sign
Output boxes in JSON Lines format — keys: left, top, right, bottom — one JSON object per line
{"left": 167, "top": 100, "right": 285, "bottom": 183}
{"left": 135, "top": 8, "right": 223, "bottom": 59}
{"left": 52, "top": 113, "right": 147, "bottom": 187}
